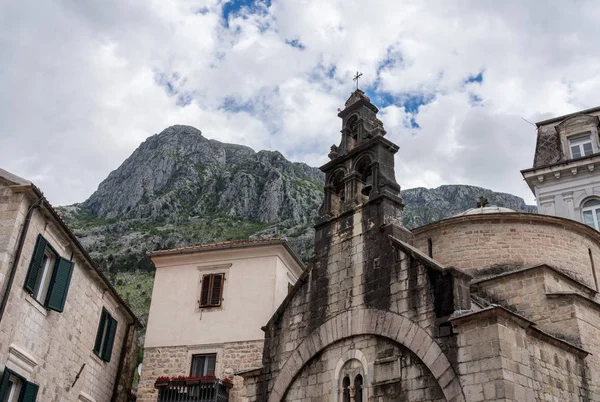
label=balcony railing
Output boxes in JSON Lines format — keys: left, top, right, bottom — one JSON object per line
{"left": 156, "top": 379, "right": 231, "bottom": 402}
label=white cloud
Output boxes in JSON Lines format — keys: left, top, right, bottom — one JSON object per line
{"left": 2, "top": 0, "right": 600, "bottom": 206}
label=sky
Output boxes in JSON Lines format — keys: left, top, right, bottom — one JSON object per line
{"left": 2, "top": 0, "right": 600, "bottom": 206}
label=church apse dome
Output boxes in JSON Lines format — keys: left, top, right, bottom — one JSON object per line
{"left": 412, "top": 212, "right": 600, "bottom": 288}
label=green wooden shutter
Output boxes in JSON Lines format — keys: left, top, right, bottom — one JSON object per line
{"left": 20, "top": 382, "right": 39, "bottom": 402}
{"left": 24, "top": 235, "right": 47, "bottom": 293}
{"left": 102, "top": 316, "right": 118, "bottom": 362}
{"left": 93, "top": 309, "right": 108, "bottom": 355}
{"left": 45, "top": 257, "right": 74, "bottom": 312}
{"left": 0, "top": 368, "right": 12, "bottom": 400}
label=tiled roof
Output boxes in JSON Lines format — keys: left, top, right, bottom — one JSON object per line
{"left": 148, "top": 238, "right": 287, "bottom": 256}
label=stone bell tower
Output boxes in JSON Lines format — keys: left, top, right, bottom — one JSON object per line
{"left": 308, "top": 89, "right": 413, "bottom": 330}
{"left": 255, "top": 88, "right": 469, "bottom": 402}
{"left": 318, "top": 89, "right": 404, "bottom": 225}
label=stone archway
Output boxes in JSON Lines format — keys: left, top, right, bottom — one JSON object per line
{"left": 268, "top": 308, "right": 465, "bottom": 402}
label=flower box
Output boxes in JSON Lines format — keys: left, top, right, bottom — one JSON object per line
{"left": 154, "top": 377, "right": 170, "bottom": 387}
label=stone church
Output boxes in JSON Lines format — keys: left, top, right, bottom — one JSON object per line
{"left": 243, "top": 91, "right": 600, "bottom": 401}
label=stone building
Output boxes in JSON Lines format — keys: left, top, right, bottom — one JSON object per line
{"left": 522, "top": 106, "right": 600, "bottom": 227}
{"left": 246, "top": 92, "right": 600, "bottom": 401}
{"left": 137, "top": 239, "right": 304, "bottom": 402}
{"left": 0, "top": 168, "right": 141, "bottom": 402}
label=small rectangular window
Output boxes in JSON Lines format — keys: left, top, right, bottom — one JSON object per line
{"left": 190, "top": 354, "right": 216, "bottom": 377}
{"left": 24, "top": 235, "right": 74, "bottom": 312}
{"left": 199, "top": 274, "right": 224, "bottom": 308}
{"left": 569, "top": 134, "right": 594, "bottom": 159}
{"left": 0, "top": 369, "right": 38, "bottom": 402}
{"left": 93, "top": 308, "right": 118, "bottom": 362}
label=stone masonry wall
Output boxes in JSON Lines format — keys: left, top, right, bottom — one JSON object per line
{"left": 138, "top": 339, "right": 264, "bottom": 402}
{"left": 471, "top": 267, "right": 600, "bottom": 398}
{"left": 0, "top": 185, "right": 138, "bottom": 402}
{"left": 256, "top": 199, "right": 466, "bottom": 401}
{"left": 454, "top": 312, "right": 591, "bottom": 401}
{"left": 413, "top": 215, "right": 600, "bottom": 289}
{"left": 0, "top": 186, "right": 27, "bottom": 303}
{"left": 472, "top": 268, "right": 582, "bottom": 341}
{"left": 283, "top": 334, "right": 445, "bottom": 402}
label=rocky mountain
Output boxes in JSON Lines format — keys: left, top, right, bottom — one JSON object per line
{"left": 57, "top": 124, "right": 536, "bottom": 325}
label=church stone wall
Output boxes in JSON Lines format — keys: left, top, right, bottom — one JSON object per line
{"left": 413, "top": 213, "right": 600, "bottom": 289}
{"left": 454, "top": 312, "right": 592, "bottom": 401}
{"left": 138, "top": 339, "right": 264, "bottom": 402}
{"left": 455, "top": 313, "right": 589, "bottom": 401}
{"left": 472, "top": 267, "right": 583, "bottom": 341}
{"left": 256, "top": 200, "right": 467, "bottom": 401}
{"left": 282, "top": 335, "right": 445, "bottom": 402}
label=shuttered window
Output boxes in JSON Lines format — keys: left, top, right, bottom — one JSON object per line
{"left": 24, "top": 234, "right": 74, "bottom": 312}
{"left": 93, "top": 308, "right": 118, "bottom": 362}
{"left": 0, "top": 368, "right": 38, "bottom": 402}
{"left": 199, "top": 273, "right": 224, "bottom": 308}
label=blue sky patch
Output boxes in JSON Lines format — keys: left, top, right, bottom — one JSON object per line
{"left": 195, "top": 7, "right": 210, "bottom": 15}
{"left": 469, "top": 93, "right": 483, "bottom": 106}
{"left": 219, "top": 96, "right": 254, "bottom": 113}
{"left": 285, "top": 39, "right": 305, "bottom": 50}
{"left": 154, "top": 72, "right": 181, "bottom": 96}
{"left": 377, "top": 46, "right": 403, "bottom": 73}
{"left": 222, "top": 0, "right": 271, "bottom": 27}
{"left": 465, "top": 71, "right": 484, "bottom": 84}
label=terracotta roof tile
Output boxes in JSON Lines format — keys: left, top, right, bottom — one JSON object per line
{"left": 148, "top": 237, "right": 286, "bottom": 256}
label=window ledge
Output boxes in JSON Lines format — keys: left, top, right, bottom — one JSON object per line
{"left": 78, "top": 391, "right": 97, "bottom": 402}
{"left": 89, "top": 351, "right": 105, "bottom": 365}
{"left": 25, "top": 293, "right": 47, "bottom": 316}
{"left": 7, "top": 343, "right": 38, "bottom": 379}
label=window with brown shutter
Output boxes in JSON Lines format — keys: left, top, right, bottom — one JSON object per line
{"left": 199, "top": 273, "right": 225, "bottom": 308}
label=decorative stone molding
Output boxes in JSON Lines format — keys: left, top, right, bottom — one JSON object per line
{"left": 331, "top": 349, "right": 370, "bottom": 400}
{"left": 267, "top": 308, "right": 465, "bottom": 402}
{"left": 7, "top": 344, "right": 38, "bottom": 380}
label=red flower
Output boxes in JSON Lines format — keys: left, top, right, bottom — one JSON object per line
{"left": 223, "top": 378, "right": 233, "bottom": 384}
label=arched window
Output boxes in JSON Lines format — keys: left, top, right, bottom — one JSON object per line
{"left": 582, "top": 199, "right": 600, "bottom": 230}
{"left": 347, "top": 115, "right": 359, "bottom": 138}
{"left": 354, "top": 374, "right": 363, "bottom": 402}
{"left": 330, "top": 170, "right": 345, "bottom": 216}
{"left": 342, "top": 376, "right": 350, "bottom": 402}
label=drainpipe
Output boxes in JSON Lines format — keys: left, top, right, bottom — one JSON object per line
{"left": 0, "top": 196, "right": 42, "bottom": 323}
{"left": 111, "top": 322, "right": 135, "bottom": 402}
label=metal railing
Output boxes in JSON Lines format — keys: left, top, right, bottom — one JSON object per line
{"left": 157, "top": 381, "right": 230, "bottom": 402}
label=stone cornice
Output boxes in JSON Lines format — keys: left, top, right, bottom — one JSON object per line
{"left": 411, "top": 212, "right": 600, "bottom": 245}
{"left": 521, "top": 153, "right": 600, "bottom": 192}
{"left": 472, "top": 264, "right": 598, "bottom": 296}
{"left": 388, "top": 235, "right": 472, "bottom": 279}
{"left": 319, "top": 135, "right": 399, "bottom": 172}
{"left": 546, "top": 292, "right": 600, "bottom": 311}
{"left": 450, "top": 306, "right": 589, "bottom": 358}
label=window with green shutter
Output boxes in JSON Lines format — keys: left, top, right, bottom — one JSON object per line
{"left": 24, "top": 234, "right": 74, "bottom": 312}
{"left": 0, "top": 368, "right": 38, "bottom": 402}
{"left": 93, "top": 308, "right": 118, "bottom": 362}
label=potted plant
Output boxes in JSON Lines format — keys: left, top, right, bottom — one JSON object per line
{"left": 186, "top": 376, "right": 202, "bottom": 385}
{"left": 154, "top": 376, "right": 170, "bottom": 387}
{"left": 200, "top": 374, "right": 217, "bottom": 384}
{"left": 170, "top": 375, "right": 187, "bottom": 386}
{"left": 222, "top": 378, "right": 234, "bottom": 389}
